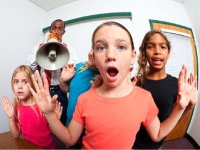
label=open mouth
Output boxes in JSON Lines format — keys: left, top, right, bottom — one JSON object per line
{"left": 107, "top": 67, "right": 118, "bottom": 77}
{"left": 17, "top": 92, "right": 24, "bottom": 96}
{"left": 152, "top": 57, "right": 163, "bottom": 65}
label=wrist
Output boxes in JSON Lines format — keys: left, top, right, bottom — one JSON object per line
{"left": 59, "top": 77, "right": 65, "bottom": 83}
{"left": 44, "top": 111, "right": 58, "bottom": 120}
{"left": 9, "top": 116, "right": 15, "bottom": 121}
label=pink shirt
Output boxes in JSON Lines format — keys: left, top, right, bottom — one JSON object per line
{"left": 16, "top": 104, "right": 55, "bottom": 149}
{"left": 73, "top": 87, "right": 158, "bottom": 149}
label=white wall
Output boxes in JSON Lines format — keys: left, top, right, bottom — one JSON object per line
{"left": 0, "top": 0, "right": 47, "bottom": 133}
{"left": 182, "top": 0, "right": 200, "bottom": 145}
{"left": 0, "top": 0, "right": 199, "bottom": 145}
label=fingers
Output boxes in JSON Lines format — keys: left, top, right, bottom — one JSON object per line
{"left": 182, "top": 64, "right": 187, "bottom": 82}
{"left": 2, "top": 96, "right": 8, "bottom": 109}
{"left": 90, "top": 75, "right": 103, "bottom": 88}
{"left": 52, "top": 95, "right": 58, "bottom": 105}
{"left": 178, "top": 65, "right": 184, "bottom": 87}
{"left": 42, "top": 72, "right": 49, "bottom": 90}
{"left": 31, "top": 70, "right": 40, "bottom": 92}
{"left": 36, "top": 71, "right": 44, "bottom": 90}
{"left": 27, "top": 83, "right": 37, "bottom": 98}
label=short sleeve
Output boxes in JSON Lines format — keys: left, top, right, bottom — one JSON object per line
{"left": 72, "top": 96, "right": 85, "bottom": 125}
{"left": 143, "top": 93, "right": 159, "bottom": 126}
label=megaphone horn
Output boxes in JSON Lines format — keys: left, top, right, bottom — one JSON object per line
{"left": 36, "top": 40, "right": 70, "bottom": 71}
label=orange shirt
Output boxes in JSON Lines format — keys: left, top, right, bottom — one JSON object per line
{"left": 73, "top": 87, "right": 158, "bottom": 149}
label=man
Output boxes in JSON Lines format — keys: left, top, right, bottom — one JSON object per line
{"left": 27, "top": 19, "right": 79, "bottom": 125}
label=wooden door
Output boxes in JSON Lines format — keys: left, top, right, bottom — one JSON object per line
{"left": 149, "top": 20, "right": 198, "bottom": 140}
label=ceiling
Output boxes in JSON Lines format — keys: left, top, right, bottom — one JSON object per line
{"left": 28, "top": 0, "right": 185, "bottom": 11}
{"left": 27, "top": 0, "right": 78, "bottom": 11}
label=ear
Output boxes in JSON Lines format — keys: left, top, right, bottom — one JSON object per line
{"left": 62, "top": 29, "right": 65, "bottom": 35}
{"left": 131, "top": 50, "right": 136, "bottom": 64}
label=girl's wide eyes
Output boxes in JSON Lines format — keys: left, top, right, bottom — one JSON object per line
{"left": 96, "top": 46, "right": 106, "bottom": 51}
{"left": 95, "top": 45, "right": 127, "bottom": 52}
{"left": 117, "top": 45, "right": 126, "bottom": 51}
{"left": 14, "top": 80, "right": 28, "bottom": 86}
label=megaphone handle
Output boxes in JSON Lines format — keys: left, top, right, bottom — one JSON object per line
{"left": 44, "top": 70, "right": 51, "bottom": 85}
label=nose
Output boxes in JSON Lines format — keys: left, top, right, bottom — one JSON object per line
{"left": 105, "top": 47, "right": 116, "bottom": 62}
{"left": 17, "top": 83, "right": 23, "bottom": 88}
{"left": 154, "top": 46, "right": 161, "bottom": 54}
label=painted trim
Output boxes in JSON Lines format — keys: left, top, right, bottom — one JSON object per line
{"left": 185, "top": 133, "right": 200, "bottom": 149}
{"left": 42, "top": 12, "right": 132, "bottom": 33}
{"left": 149, "top": 19, "right": 192, "bottom": 31}
{"left": 161, "top": 28, "right": 191, "bottom": 37}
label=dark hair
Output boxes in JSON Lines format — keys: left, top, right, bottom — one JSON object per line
{"left": 91, "top": 21, "right": 134, "bottom": 50}
{"left": 137, "top": 30, "right": 171, "bottom": 84}
{"left": 50, "top": 19, "right": 65, "bottom": 29}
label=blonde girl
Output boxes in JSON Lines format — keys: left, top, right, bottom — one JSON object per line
{"left": 2, "top": 65, "right": 56, "bottom": 149}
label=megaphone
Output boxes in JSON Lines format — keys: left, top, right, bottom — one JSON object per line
{"left": 36, "top": 39, "right": 70, "bottom": 71}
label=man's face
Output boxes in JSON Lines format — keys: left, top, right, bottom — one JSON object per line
{"left": 50, "top": 21, "right": 65, "bottom": 41}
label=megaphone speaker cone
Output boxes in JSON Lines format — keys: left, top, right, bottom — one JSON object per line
{"left": 36, "top": 41, "right": 70, "bottom": 71}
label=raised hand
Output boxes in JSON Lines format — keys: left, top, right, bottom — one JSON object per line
{"left": 54, "top": 101, "right": 63, "bottom": 119}
{"left": 28, "top": 70, "right": 57, "bottom": 114}
{"left": 2, "top": 96, "right": 15, "bottom": 119}
{"left": 177, "top": 65, "right": 197, "bottom": 109}
{"left": 60, "top": 64, "right": 76, "bottom": 83}
{"left": 187, "top": 73, "right": 198, "bottom": 109}
{"left": 90, "top": 75, "right": 103, "bottom": 88}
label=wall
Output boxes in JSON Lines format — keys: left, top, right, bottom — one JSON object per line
{"left": 183, "top": 0, "right": 200, "bottom": 145}
{"left": 0, "top": 0, "right": 199, "bottom": 145}
{"left": 0, "top": 0, "right": 46, "bottom": 133}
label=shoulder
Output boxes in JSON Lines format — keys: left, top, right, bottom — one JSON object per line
{"left": 167, "top": 74, "right": 178, "bottom": 81}
{"left": 78, "top": 88, "right": 95, "bottom": 99}
{"left": 166, "top": 74, "right": 178, "bottom": 86}
{"left": 75, "top": 88, "right": 96, "bottom": 107}
{"left": 76, "top": 62, "right": 86, "bottom": 68}
{"left": 133, "top": 86, "right": 153, "bottom": 99}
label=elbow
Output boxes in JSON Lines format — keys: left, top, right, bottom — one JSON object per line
{"left": 64, "top": 140, "right": 77, "bottom": 147}
{"left": 12, "top": 132, "right": 20, "bottom": 138}
{"left": 150, "top": 134, "right": 165, "bottom": 142}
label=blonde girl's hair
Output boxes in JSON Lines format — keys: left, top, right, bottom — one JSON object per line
{"left": 11, "top": 65, "right": 35, "bottom": 105}
{"left": 136, "top": 30, "right": 171, "bottom": 85}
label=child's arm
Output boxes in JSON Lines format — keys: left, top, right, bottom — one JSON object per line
{"left": 29, "top": 70, "right": 83, "bottom": 146}
{"left": 2, "top": 96, "right": 20, "bottom": 138}
{"left": 145, "top": 65, "right": 197, "bottom": 142}
{"left": 59, "top": 64, "right": 76, "bottom": 92}
{"left": 45, "top": 112, "right": 83, "bottom": 146}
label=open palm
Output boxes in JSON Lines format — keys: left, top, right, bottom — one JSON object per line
{"left": 2, "top": 96, "right": 15, "bottom": 118}
{"left": 29, "top": 70, "right": 57, "bottom": 114}
{"left": 177, "top": 65, "right": 197, "bottom": 109}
